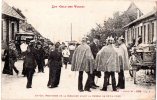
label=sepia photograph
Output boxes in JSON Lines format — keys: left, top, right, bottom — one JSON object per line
{"left": 1, "top": 0, "right": 156, "bottom": 100}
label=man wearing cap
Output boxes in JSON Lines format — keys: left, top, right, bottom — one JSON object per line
{"left": 71, "top": 37, "right": 94, "bottom": 92}
{"left": 117, "top": 37, "right": 129, "bottom": 89}
{"left": 89, "top": 35, "right": 101, "bottom": 88}
{"left": 36, "top": 43, "right": 45, "bottom": 73}
{"left": 22, "top": 40, "right": 37, "bottom": 77}
{"left": 95, "top": 36, "right": 120, "bottom": 91}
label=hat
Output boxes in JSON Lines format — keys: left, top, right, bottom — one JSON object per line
{"left": 37, "top": 41, "right": 42, "bottom": 45}
{"left": 87, "top": 40, "right": 90, "bottom": 44}
{"left": 119, "top": 36, "right": 124, "bottom": 40}
{"left": 55, "top": 42, "right": 60, "bottom": 48}
{"left": 30, "top": 40, "right": 35, "bottom": 43}
{"left": 130, "top": 47, "right": 136, "bottom": 54}
{"left": 94, "top": 35, "right": 100, "bottom": 40}
{"left": 81, "top": 37, "right": 87, "bottom": 42}
{"left": 107, "top": 36, "right": 114, "bottom": 41}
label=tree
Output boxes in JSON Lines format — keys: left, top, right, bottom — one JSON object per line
{"left": 87, "top": 3, "right": 141, "bottom": 44}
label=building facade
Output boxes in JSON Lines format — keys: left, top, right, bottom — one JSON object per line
{"left": 123, "top": 9, "right": 157, "bottom": 46}
{"left": 1, "top": 1, "right": 25, "bottom": 49}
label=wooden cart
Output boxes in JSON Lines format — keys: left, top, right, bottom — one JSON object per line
{"left": 129, "top": 45, "right": 156, "bottom": 84}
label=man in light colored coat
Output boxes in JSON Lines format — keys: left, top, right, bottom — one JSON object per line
{"left": 117, "top": 37, "right": 129, "bottom": 89}
{"left": 95, "top": 36, "right": 120, "bottom": 91}
{"left": 71, "top": 37, "right": 94, "bottom": 92}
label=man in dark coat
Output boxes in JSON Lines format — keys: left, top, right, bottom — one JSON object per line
{"left": 24, "top": 46, "right": 37, "bottom": 88}
{"left": 89, "top": 35, "right": 101, "bottom": 88}
{"left": 47, "top": 43, "right": 62, "bottom": 88}
{"left": 71, "top": 37, "right": 94, "bottom": 92}
{"left": 22, "top": 41, "right": 37, "bottom": 77}
{"left": 36, "top": 43, "right": 45, "bottom": 73}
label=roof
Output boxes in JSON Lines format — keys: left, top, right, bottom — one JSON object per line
{"left": 123, "top": 9, "right": 157, "bottom": 28}
{"left": 2, "top": 1, "right": 24, "bottom": 20}
{"left": 126, "top": 2, "right": 143, "bottom": 16}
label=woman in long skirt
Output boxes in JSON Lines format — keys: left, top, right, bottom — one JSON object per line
{"left": 2, "top": 43, "right": 19, "bottom": 75}
{"left": 47, "top": 43, "right": 62, "bottom": 88}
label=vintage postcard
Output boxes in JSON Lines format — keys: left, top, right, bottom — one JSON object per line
{"left": 1, "top": 0, "right": 156, "bottom": 100}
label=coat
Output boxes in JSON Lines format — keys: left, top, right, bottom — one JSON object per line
{"left": 36, "top": 48, "right": 45, "bottom": 61}
{"left": 90, "top": 42, "right": 101, "bottom": 77}
{"left": 48, "top": 49, "right": 62, "bottom": 69}
{"left": 95, "top": 45, "right": 120, "bottom": 72}
{"left": 90, "top": 42, "right": 100, "bottom": 59}
{"left": 23, "top": 51, "right": 37, "bottom": 69}
{"left": 2, "top": 49, "right": 17, "bottom": 75}
{"left": 47, "top": 49, "right": 62, "bottom": 87}
{"left": 119, "top": 43, "right": 129, "bottom": 70}
{"left": 71, "top": 43, "right": 94, "bottom": 74}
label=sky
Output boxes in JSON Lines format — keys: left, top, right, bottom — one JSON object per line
{"left": 4, "top": 0, "right": 156, "bottom": 42}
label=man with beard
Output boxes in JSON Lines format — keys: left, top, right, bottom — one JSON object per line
{"left": 71, "top": 37, "right": 94, "bottom": 92}
{"left": 89, "top": 35, "right": 101, "bottom": 88}
{"left": 95, "top": 36, "right": 120, "bottom": 91}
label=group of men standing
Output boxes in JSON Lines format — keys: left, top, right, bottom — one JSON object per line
{"left": 71, "top": 35, "right": 129, "bottom": 92}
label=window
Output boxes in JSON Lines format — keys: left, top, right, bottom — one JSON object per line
{"left": 135, "top": 28, "right": 137, "bottom": 39}
{"left": 1, "top": 20, "right": 3, "bottom": 40}
{"left": 138, "top": 27, "right": 139, "bottom": 36}
{"left": 11, "top": 23, "right": 14, "bottom": 40}
{"left": 133, "top": 28, "right": 135, "bottom": 39}
{"left": 144, "top": 25, "right": 146, "bottom": 43}
{"left": 148, "top": 24, "right": 150, "bottom": 43}
{"left": 152, "top": 22, "right": 154, "bottom": 42}
{"left": 140, "top": 26, "right": 142, "bottom": 36}
{"left": 140, "top": 26, "right": 143, "bottom": 42}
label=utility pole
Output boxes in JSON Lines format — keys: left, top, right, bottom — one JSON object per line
{"left": 70, "top": 23, "right": 72, "bottom": 41}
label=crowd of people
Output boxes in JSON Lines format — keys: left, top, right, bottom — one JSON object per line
{"left": 2, "top": 39, "right": 72, "bottom": 88}
{"left": 2, "top": 35, "right": 130, "bottom": 91}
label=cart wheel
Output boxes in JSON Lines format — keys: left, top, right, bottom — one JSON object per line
{"left": 133, "top": 70, "right": 136, "bottom": 84}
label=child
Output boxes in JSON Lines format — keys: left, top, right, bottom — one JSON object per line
{"left": 24, "top": 46, "right": 36, "bottom": 88}
{"left": 62, "top": 46, "right": 70, "bottom": 69}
